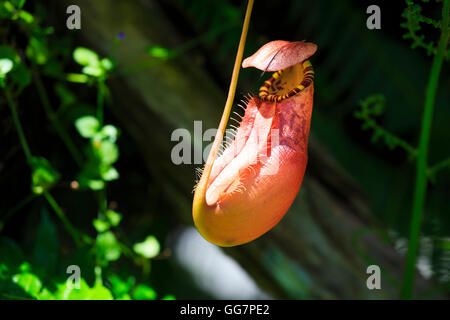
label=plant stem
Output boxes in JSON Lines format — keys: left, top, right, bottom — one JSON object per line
{"left": 3, "top": 86, "right": 33, "bottom": 164}
{"left": 33, "top": 68, "right": 83, "bottom": 166}
{"left": 96, "top": 75, "right": 108, "bottom": 214}
{"left": 44, "top": 191, "right": 93, "bottom": 247}
{"left": 194, "top": 0, "right": 254, "bottom": 201}
{"left": 428, "top": 157, "right": 450, "bottom": 178}
{"left": 98, "top": 187, "right": 108, "bottom": 216}
{"left": 96, "top": 79, "right": 107, "bottom": 203}
{"left": 0, "top": 193, "right": 37, "bottom": 229}
{"left": 401, "top": 0, "right": 449, "bottom": 299}
{"left": 97, "top": 78, "right": 105, "bottom": 127}
{"left": 363, "top": 117, "right": 418, "bottom": 158}
{"left": 94, "top": 265, "right": 103, "bottom": 286}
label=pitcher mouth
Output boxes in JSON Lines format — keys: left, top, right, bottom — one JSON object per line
{"left": 258, "top": 60, "right": 314, "bottom": 102}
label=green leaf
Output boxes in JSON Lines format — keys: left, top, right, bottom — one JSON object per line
{"left": 66, "top": 73, "right": 89, "bottom": 83}
{"left": 100, "top": 58, "right": 114, "bottom": 71}
{"left": 18, "top": 262, "right": 31, "bottom": 273}
{"left": 95, "top": 140, "right": 118, "bottom": 165}
{"left": 12, "top": 272, "right": 43, "bottom": 299}
{"left": 0, "top": 58, "right": 13, "bottom": 77}
{"left": 98, "top": 125, "right": 118, "bottom": 142}
{"left": 73, "top": 47, "right": 99, "bottom": 67}
{"left": 132, "top": 284, "right": 156, "bottom": 300}
{"left": 26, "top": 36, "right": 48, "bottom": 65}
{"left": 30, "top": 157, "right": 60, "bottom": 194}
{"left": 147, "top": 45, "right": 171, "bottom": 59}
{"left": 37, "top": 287, "right": 54, "bottom": 300}
{"left": 18, "top": 9, "right": 33, "bottom": 23}
{"left": 93, "top": 219, "right": 110, "bottom": 233}
{"left": 33, "top": 209, "right": 58, "bottom": 274}
{"left": 75, "top": 116, "right": 99, "bottom": 138}
{"left": 0, "top": 1, "right": 14, "bottom": 18}
{"left": 11, "top": 0, "right": 26, "bottom": 9}
{"left": 101, "top": 166, "right": 119, "bottom": 181}
{"left": 9, "top": 63, "right": 31, "bottom": 92}
{"left": 109, "top": 274, "right": 135, "bottom": 299}
{"left": 106, "top": 210, "right": 121, "bottom": 227}
{"left": 89, "top": 283, "right": 114, "bottom": 300}
{"left": 82, "top": 65, "right": 103, "bottom": 77}
{"left": 0, "top": 237, "right": 25, "bottom": 271}
{"left": 87, "top": 179, "right": 105, "bottom": 190}
{"left": 96, "top": 231, "right": 121, "bottom": 262}
{"left": 55, "top": 278, "right": 89, "bottom": 300}
{"left": 55, "top": 278, "right": 111, "bottom": 300}
{"left": 133, "top": 236, "right": 160, "bottom": 259}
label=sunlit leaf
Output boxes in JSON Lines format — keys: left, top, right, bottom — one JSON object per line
{"left": 0, "top": 58, "right": 13, "bottom": 77}
{"left": 109, "top": 274, "right": 135, "bottom": 299}
{"left": 132, "top": 284, "right": 156, "bottom": 300}
{"left": 37, "top": 288, "right": 54, "bottom": 300}
{"left": 55, "top": 278, "right": 113, "bottom": 300}
{"left": 93, "top": 219, "right": 110, "bottom": 233}
{"left": 82, "top": 65, "right": 103, "bottom": 77}
{"left": 96, "top": 231, "right": 121, "bottom": 262}
{"left": 18, "top": 262, "right": 31, "bottom": 273}
{"left": 0, "top": 1, "right": 14, "bottom": 18}
{"left": 30, "top": 157, "right": 60, "bottom": 194}
{"left": 75, "top": 116, "right": 99, "bottom": 138}
{"left": 96, "top": 140, "right": 118, "bottom": 165}
{"left": 101, "top": 166, "right": 119, "bottom": 181}
{"left": 87, "top": 179, "right": 105, "bottom": 190}
{"left": 18, "top": 10, "right": 33, "bottom": 23}
{"left": 12, "top": 272, "right": 42, "bottom": 298}
{"left": 106, "top": 210, "right": 121, "bottom": 227}
{"left": 89, "top": 283, "right": 114, "bottom": 300}
{"left": 133, "top": 236, "right": 160, "bottom": 259}
{"left": 66, "top": 73, "right": 89, "bottom": 83}
{"left": 98, "top": 125, "right": 118, "bottom": 142}
{"left": 147, "top": 45, "right": 171, "bottom": 59}
{"left": 73, "top": 47, "right": 99, "bottom": 67}
{"left": 100, "top": 58, "right": 114, "bottom": 71}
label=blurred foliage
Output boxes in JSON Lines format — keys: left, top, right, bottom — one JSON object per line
{"left": 0, "top": 0, "right": 173, "bottom": 300}
{"left": 354, "top": 94, "right": 417, "bottom": 159}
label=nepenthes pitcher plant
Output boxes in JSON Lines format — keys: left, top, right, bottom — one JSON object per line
{"left": 192, "top": 0, "right": 317, "bottom": 247}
